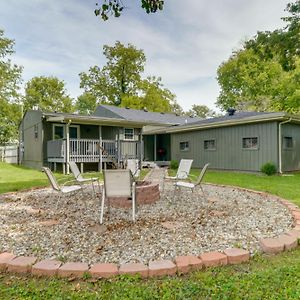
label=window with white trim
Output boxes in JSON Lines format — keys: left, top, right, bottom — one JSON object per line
{"left": 124, "top": 128, "right": 134, "bottom": 140}
{"left": 283, "top": 136, "right": 293, "bottom": 149}
{"left": 242, "top": 137, "right": 258, "bottom": 149}
{"left": 180, "top": 141, "right": 189, "bottom": 151}
{"left": 204, "top": 139, "right": 216, "bottom": 150}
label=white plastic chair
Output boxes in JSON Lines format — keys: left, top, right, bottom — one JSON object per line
{"left": 68, "top": 161, "right": 100, "bottom": 196}
{"left": 42, "top": 167, "right": 84, "bottom": 210}
{"left": 100, "top": 169, "right": 137, "bottom": 224}
{"left": 163, "top": 159, "right": 193, "bottom": 191}
{"left": 126, "top": 159, "right": 140, "bottom": 179}
{"left": 173, "top": 163, "right": 210, "bottom": 200}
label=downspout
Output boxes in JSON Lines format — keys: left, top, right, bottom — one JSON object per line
{"left": 278, "top": 118, "right": 292, "bottom": 174}
{"left": 66, "top": 119, "right": 72, "bottom": 175}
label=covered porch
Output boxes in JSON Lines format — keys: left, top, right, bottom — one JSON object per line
{"left": 45, "top": 116, "right": 143, "bottom": 174}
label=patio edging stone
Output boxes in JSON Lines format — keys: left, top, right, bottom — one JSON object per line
{"left": 0, "top": 184, "right": 299, "bottom": 279}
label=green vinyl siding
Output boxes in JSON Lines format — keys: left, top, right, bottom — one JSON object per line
{"left": 281, "top": 123, "right": 300, "bottom": 172}
{"left": 171, "top": 122, "right": 279, "bottom": 172}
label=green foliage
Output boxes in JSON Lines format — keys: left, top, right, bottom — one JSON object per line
{"left": 95, "top": 0, "right": 164, "bottom": 21}
{"left": 0, "top": 29, "right": 23, "bottom": 143}
{"left": 261, "top": 162, "right": 277, "bottom": 176}
{"left": 121, "top": 76, "right": 177, "bottom": 113}
{"left": 75, "top": 92, "right": 97, "bottom": 115}
{"left": 0, "top": 99, "right": 22, "bottom": 144}
{"left": 24, "top": 76, "right": 74, "bottom": 113}
{"left": 170, "top": 160, "right": 179, "bottom": 169}
{"left": 186, "top": 104, "right": 217, "bottom": 118}
{"left": 78, "top": 41, "right": 182, "bottom": 114}
{"left": 79, "top": 41, "right": 146, "bottom": 106}
{"left": 217, "top": 1, "right": 300, "bottom": 113}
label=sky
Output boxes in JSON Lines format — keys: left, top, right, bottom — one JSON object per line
{"left": 0, "top": 0, "right": 290, "bottom": 112}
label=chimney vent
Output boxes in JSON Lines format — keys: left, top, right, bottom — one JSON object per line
{"left": 227, "top": 108, "right": 236, "bottom": 116}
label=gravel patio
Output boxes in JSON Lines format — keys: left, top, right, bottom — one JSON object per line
{"left": 0, "top": 171, "right": 293, "bottom": 265}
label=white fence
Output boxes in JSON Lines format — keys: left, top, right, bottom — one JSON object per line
{"left": 0, "top": 145, "right": 19, "bottom": 164}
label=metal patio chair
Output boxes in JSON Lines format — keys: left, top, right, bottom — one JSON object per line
{"left": 173, "top": 163, "right": 210, "bottom": 200}
{"left": 68, "top": 161, "right": 100, "bottom": 196}
{"left": 100, "top": 169, "right": 137, "bottom": 224}
{"left": 42, "top": 167, "right": 85, "bottom": 210}
{"left": 126, "top": 159, "right": 141, "bottom": 179}
{"left": 163, "top": 159, "right": 193, "bottom": 191}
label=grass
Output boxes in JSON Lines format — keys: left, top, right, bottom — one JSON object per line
{"left": 169, "top": 168, "right": 300, "bottom": 207}
{"left": 0, "top": 163, "right": 149, "bottom": 195}
{"left": 1, "top": 251, "right": 300, "bottom": 299}
{"left": 1, "top": 164, "right": 300, "bottom": 298}
{"left": 0, "top": 162, "right": 104, "bottom": 194}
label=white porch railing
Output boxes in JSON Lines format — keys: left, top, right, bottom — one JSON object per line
{"left": 47, "top": 138, "right": 141, "bottom": 164}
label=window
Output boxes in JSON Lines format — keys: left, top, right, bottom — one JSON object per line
{"left": 34, "top": 124, "right": 38, "bottom": 139}
{"left": 204, "top": 139, "right": 216, "bottom": 150}
{"left": 242, "top": 137, "right": 258, "bottom": 149}
{"left": 284, "top": 136, "right": 293, "bottom": 149}
{"left": 180, "top": 141, "right": 189, "bottom": 151}
{"left": 53, "top": 125, "right": 64, "bottom": 140}
{"left": 124, "top": 128, "right": 134, "bottom": 140}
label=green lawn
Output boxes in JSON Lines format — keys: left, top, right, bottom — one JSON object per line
{"left": 169, "top": 168, "right": 300, "bottom": 206}
{"left": 1, "top": 164, "right": 300, "bottom": 299}
{"left": 0, "top": 162, "right": 104, "bottom": 194}
{"left": 0, "top": 163, "right": 149, "bottom": 195}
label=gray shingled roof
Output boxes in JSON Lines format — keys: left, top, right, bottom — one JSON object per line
{"left": 93, "top": 105, "right": 202, "bottom": 125}
{"left": 178, "top": 111, "right": 279, "bottom": 127}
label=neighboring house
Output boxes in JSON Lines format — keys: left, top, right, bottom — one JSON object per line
{"left": 19, "top": 105, "right": 199, "bottom": 173}
{"left": 144, "top": 110, "right": 300, "bottom": 173}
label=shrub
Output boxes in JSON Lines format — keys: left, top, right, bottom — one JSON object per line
{"left": 260, "top": 162, "right": 277, "bottom": 176}
{"left": 170, "top": 160, "right": 179, "bottom": 169}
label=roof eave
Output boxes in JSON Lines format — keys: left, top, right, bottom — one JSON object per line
{"left": 144, "top": 113, "right": 295, "bottom": 135}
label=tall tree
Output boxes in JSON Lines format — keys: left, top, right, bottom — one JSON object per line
{"left": 186, "top": 104, "right": 217, "bottom": 118}
{"left": 0, "top": 29, "right": 23, "bottom": 143}
{"left": 75, "top": 92, "right": 97, "bottom": 115}
{"left": 24, "top": 76, "right": 74, "bottom": 113}
{"left": 78, "top": 41, "right": 182, "bottom": 114}
{"left": 95, "top": 0, "right": 164, "bottom": 21}
{"left": 217, "top": 1, "right": 300, "bottom": 113}
{"left": 79, "top": 41, "right": 145, "bottom": 106}
{"left": 121, "top": 76, "right": 177, "bottom": 113}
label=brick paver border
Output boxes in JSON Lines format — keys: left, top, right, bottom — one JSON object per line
{"left": 0, "top": 184, "right": 299, "bottom": 279}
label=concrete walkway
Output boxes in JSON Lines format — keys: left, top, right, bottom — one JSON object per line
{"left": 144, "top": 167, "right": 167, "bottom": 191}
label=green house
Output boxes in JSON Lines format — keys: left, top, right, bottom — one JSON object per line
{"left": 144, "top": 111, "right": 300, "bottom": 173}
{"left": 19, "top": 106, "right": 300, "bottom": 173}
{"left": 19, "top": 105, "right": 199, "bottom": 173}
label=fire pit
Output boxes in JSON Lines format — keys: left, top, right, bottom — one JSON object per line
{"left": 108, "top": 181, "right": 160, "bottom": 208}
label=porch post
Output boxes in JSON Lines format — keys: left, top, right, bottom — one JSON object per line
{"left": 117, "top": 129, "right": 121, "bottom": 167}
{"left": 154, "top": 134, "right": 157, "bottom": 162}
{"left": 66, "top": 121, "right": 70, "bottom": 175}
{"left": 99, "top": 125, "right": 102, "bottom": 173}
{"left": 139, "top": 129, "right": 143, "bottom": 168}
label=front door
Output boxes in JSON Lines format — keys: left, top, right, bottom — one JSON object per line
{"left": 70, "top": 126, "right": 79, "bottom": 139}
